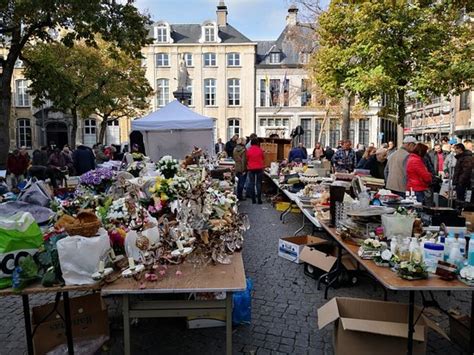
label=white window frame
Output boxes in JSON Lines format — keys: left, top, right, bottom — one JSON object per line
{"left": 199, "top": 21, "right": 221, "bottom": 43}
{"left": 153, "top": 22, "right": 173, "bottom": 44}
{"left": 15, "top": 79, "right": 30, "bottom": 107}
{"left": 157, "top": 78, "right": 170, "bottom": 107}
{"left": 203, "top": 53, "right": 217, "bottom": 67}
{"left": 227, "top": 78, "right": 240, "bottom": 106}
{"left": 227, "top": 52, "right": 240, "bottom": 67}
{"left": 270, "top": 52, "right": 281, "bottom": 64}
{"left": 17, "top": 118, "right": 32, "bottom": 148}
{"left": 204, "top": 78, "right": 216, "bottom": 106}
{"left": 155, "top": 53, "right": 170, "bottom": 67}
{"left": 184, "top": 53, "right": 193, "bottom": 67}
{"left": 205, "top": 26, "right": 215, "bottom": 42}
{"left": 187, "top": 79, "right": 193, "bottom": 106}
{"left": 83, "top": 119, "right": 97, "bottom": 146}
{"left": 227, "top": 118, "right": 241, "bottom": 141}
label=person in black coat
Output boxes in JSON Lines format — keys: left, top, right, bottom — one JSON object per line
{"left": 73, "top": 145, "right": 96, "bottom": 176}
{"left": 225, "top": 135, "right": 238, "bottom": 158}
{"left": 324, "top": 146, "right": 335, "bottom": 162}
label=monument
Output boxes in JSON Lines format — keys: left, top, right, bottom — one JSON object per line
{"left": 173, "top": 55, "right": 192, "bottom": 105}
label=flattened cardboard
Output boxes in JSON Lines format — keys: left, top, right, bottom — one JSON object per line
{"left": 318, "top": 297, "right": 447, "bottom": 355}
{"left": 300, "top": 245, "right": 357, "bottom": 273}
{"left": 278, "top": 235, "right": 324, "bottom": 263}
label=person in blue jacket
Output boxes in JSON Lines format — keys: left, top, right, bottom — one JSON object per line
{"left": 288, "top": 143, "right": 308, "bottom": 162}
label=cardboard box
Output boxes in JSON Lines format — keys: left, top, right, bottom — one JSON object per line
{"left": 300, "top": 244, "right": 357, "bottom": 273}
{"left": 278, "top": 235, "right": 324, "bottom": 263}
{"left": 32, "top": 293, "right": 109, "bottom": 355}
{"left": 318, "top": 297, "right": 448, "bottom": 355}
{"left": 448, "top": 310, "right": 470, "bottom": 353}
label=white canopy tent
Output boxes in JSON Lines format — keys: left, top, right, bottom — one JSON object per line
{"left": 131, "top": 100, "right": 214, "bottom": 161}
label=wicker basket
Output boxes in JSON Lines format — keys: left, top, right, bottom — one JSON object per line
{"left": 55, "top": 210, "right": 101, "bottom": 237}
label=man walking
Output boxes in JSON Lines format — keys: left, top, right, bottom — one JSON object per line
{"left": 215, "top": 138, "right": 225, "bottom": 154}
{"left": 331, "top": 140, "right": 356, "bottom": 172}
{"left": 385, "top": 136, "right": 417, "bottom": 197}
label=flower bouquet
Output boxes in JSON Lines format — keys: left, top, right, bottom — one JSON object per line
{"left": 357, "top": 238, "right": 387, "bottom": 260}
{"left": 397, "top": 260, "right": 428, "bottom": 280}
{"left": 132, "top": 152, "right": 145, "bottom": 161}
{"left": 156, "top": 155, "right": 179, "bottom": 179}
{"left": 373, "top": 249, "right": 393, "bottom": 267}
{"left": 79, "top": 168, "right": 115, "bottom": 193}
{"left": 127, "top": 161, "right": 146, "bottom": 177}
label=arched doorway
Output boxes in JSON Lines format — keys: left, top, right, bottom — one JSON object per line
{"left": 46, "top": 122, "right": 68, "bottom": 149}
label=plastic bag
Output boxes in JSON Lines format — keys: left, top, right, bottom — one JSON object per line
{"left": 382, "top": 214, "right": 415, "bottom": 240}
{"left": 0, "top": 212, "right": 43, "bottom": 289}
{"left": 57, "top": 228, "right": 109, "bottom": 285}
{"left": 17, "top": 179, "right": 53, "bottom": 207}
{"left": 232, "top": 277, "right": 253, "bottom": 325}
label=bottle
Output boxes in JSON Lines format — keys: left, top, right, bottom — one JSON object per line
{"left": 444, "top": 233, "right": 455, "bottom": 261}
{"left": 391, "top": 238, "right": 398, "bottom": 255}
{"left": 405, "top": 191, "right": 410, "bottom": 200}
{"left": 448, "top": 242, "right": 463, "bottom": 269}
{"left": 438, "top": 230, "right": 446, "bottom": 244}
{"left": 468, "top": 235, "right": 474, "bottom": 266}
{"left": 458, "top": 232, "right": 466, "bottom": 258}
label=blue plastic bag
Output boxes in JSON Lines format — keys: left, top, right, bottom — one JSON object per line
{"left": 232, "top": 277, "right": 253, "bottom": 325}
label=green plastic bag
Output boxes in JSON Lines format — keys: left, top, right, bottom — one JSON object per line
{"left": 0, "top": 212, "right": 43, "bottom": 289}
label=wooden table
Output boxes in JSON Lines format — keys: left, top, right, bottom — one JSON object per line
{"left": 0, "top": 283, "right": 101, "bottom": 355}
{"left": 101, "top": 253, "right": 246, "bottom": 355}
{"left": 319, "top": 221, "right": 474, "bottom": 355}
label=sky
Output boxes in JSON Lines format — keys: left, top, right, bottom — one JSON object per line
{"left": 135, "top": 0, "right": 330, "bottom": 41}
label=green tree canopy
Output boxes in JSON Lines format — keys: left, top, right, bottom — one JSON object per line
{"left": 311, "top": 0, "right": 474, "bottom": 129}
{"left": 0, "top": 0, "right": 150, "bottom": 164}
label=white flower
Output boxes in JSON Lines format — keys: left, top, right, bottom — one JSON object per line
{"left": 381, "top": 249, "right": 392, "bottom": 261}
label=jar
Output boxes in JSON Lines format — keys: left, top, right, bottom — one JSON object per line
{"left": 423, "top": 243, "right": 444, "bottom": 273}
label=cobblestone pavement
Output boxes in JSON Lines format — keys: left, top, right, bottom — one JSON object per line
{"left": 1, "top": 197, "right": 471, "bottom": 354}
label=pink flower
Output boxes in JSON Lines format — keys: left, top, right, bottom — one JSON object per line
{"left": 176, "top": 270, "right": 183, "bottom": 276}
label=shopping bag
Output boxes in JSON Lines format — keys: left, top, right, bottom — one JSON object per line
{"left": 0, "top": 212, "right": 43, "bottom": 289}
{"left": 382, "top": 214, "right": 415, "bottom": 240}
{"left": 57, "top": 228, "right": 110, "bottom": 285}
{"left": 232, "top": 277, "right": 253, "bottom": 325}
{"left": 18, "top": 178, "right": 53, "bottom": 207}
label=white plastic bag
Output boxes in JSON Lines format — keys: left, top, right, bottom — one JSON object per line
{"left": 382, "top": 214, "right": 415, "bottom": 240}
{"left": 57, "top": 228, "right": 110, "bottom": 285}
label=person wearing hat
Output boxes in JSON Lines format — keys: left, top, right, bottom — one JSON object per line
{"left": 384, "top": 136, "right": 417, "bottom": 197}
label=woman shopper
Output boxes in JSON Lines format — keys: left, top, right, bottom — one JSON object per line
{"left": 246, "top": 138, "right": 265, "bottom": 204}
{"left": 406, "top": 143, "right": 432, "bottom": 204}
{"left": 453, "top": 143, "right": 472, "bottom": 202}
{"left": 233, "top": 138, "right": 247, "bottom": 201}
{"left": 356, "top": 146, "right": 376, "bottom": 169}
{"left": 312, "top": 143, "right": 325, "bottom": 160}
{"left": 364, "top": 148, "right": 387, "bottom": 180}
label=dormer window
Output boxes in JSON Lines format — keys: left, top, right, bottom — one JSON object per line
{"left": 199, "top": 21, "right": 221, "bottom": 43}
{"left": 270, "top": 52, "right": 281, "bottom": 64}
{"left": 154, "top": 22, "right": 174, "bottom": 44}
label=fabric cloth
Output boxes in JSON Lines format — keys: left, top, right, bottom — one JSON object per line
{"left": 385, "top": 147, "right": 410, "bottom": 193}
{"left": 331, "top": 148, "right": 356, "bottom": 172}
{"left": 453, "top": 150, "right": 472, "bottom": 188}
{"left": 406, "top": 154, "right": 432, "bottom": 192}
{"left": 247, "top": 169, "right": 263, "bottom": 203}
{"left": 246, "top": 145, "right": 265, "bottom": 171}
{"left": 73, "top": 145, "right": 96, "bottom": 176}
{"left": 288, "top": 147, "right": 307, "bottom": 162}
{"left": 233, "top": 144, "right": 247, "bottom": 173}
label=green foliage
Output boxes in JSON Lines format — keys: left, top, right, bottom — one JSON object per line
{"left": 311, "top": 0, "right": 474, "bottom": 126}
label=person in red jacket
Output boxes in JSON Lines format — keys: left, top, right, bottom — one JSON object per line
{"left": 246, "top": 138, "right": 265, "bottom": 204}
{"left": 406, "top": 143, "right": 432, "bottom": 204}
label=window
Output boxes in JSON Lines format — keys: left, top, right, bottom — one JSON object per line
{"left": 299, "top": 52, "right": 310, "bottom": 64}
{"left": 157, "top": 79, "right": 170, "bottom": 107}
{"left": 315, "top": 120, "right": 326, "bottom": 146}
{"left": 301, "top": 118, "right": 312, "bottom": 148}
{"left": 460, "top": 90, "right": 470, "bottom": 111}
{"left": 186, "top": 80, "right": 193, "bottom": 106}
{"left": 15, "top": 79, "right": 30, "bottom": 106}
{"left": 155, "top": 53, "right": 170, "bottom": 67}
{"left": 156, "top": 26, "right": 168, "bottom": 43}
{"left": 358, "top": 119, "right": 369, "bottom": 146}
{"left": 204, "top": 26, "right": 216, "bottom": 42}
{"left": 203, "top": 53, "right": 216, "bottom": 67}
{"left": 227, "top": 118, "right": 240, "bottom": 140}
{"left": 329, "top": 120, "right": 341, "bottom": 148}
{"left": 184, "top": 53, "right": 193, "bottom": 67}
{"left": 283, "top": 78, "right": 289, "bottom": 107}
{"left": 260, "top": 79, "right": 267, "bottom": 107}
{"left": 283, "top": 118, "right": 289, "bottom": 127}
{"left": 227, "top": 52, "right": 240, "bottom": 67}
{"left": 204, "top": 78, "right": 216, "bottom": 106}
{"left": 269, "top": 79, "right": 280, "bottom": 106}
{"left": 270, "top": 52, "right": 281, "bottom": 64}
{"left": 83, "top": 119, "right": 97, "bottom": 146}
{"left": 17, "top": 119, "right": 32, "bottom": 148}
{"left": 106, "top": 120, "right": 120, "bottom": 145}
{"left": 228, "top": 78, "right": 240, "bottom": 106}
{"left": 301, "top": 79, "right": 311, "bottom": 106}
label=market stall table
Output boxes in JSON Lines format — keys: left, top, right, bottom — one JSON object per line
{"left": 101, "top": 253, "right": 246, "bottom": 355}
{"left": 319, "top": 220, "right": 474, "bottom": 355}
{"left": 0, "top": 283, "right": 101, "bottom": 355}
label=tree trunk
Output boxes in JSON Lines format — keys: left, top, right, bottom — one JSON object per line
{"left": 70, "top": 107, "right": 78, "bottom": 150}
{"left": 397, "top": 88, "right": 406, "bottom": 127}
{"left": 341, "top": 92, "right": 351, "bottom": 140}
{"left": 98, "top": 116, "right": 109, "bottom": 144}
{"left": 319, "top": 107, "right": 330, "bottom": 145}
{"left": 0, "top": 65, "right": 14, "bottom": 168}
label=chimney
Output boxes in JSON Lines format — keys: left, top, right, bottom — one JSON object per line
{"left": 217, "top": 1, "right": 228, "bottom": 27}
{"left": 286, "top": 5, "right": 298, "bottom": 26}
